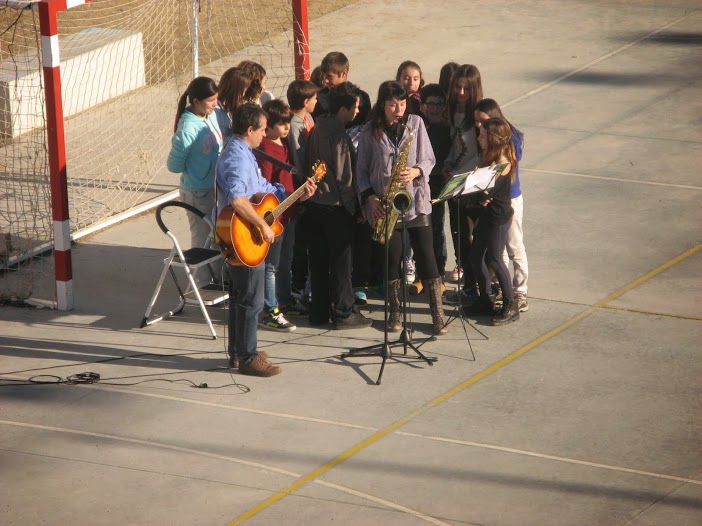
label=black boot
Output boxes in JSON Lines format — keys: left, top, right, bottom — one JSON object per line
{"left": 492, "top": 299, "right": 520, "bottom": 326}
{"left": 465, "top": 293, "right": 495, "bottom": 315}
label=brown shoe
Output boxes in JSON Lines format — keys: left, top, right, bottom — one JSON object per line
{"left": 229, "top": 351, "right": 269, "bottom": 370}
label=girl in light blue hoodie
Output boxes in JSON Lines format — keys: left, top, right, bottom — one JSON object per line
{"left": 167, "top": 76, "right": 222, "bottom": 249}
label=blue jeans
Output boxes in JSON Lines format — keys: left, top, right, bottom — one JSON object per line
{"left": 276, "top": 216, "right": 297, "bottom": 307}
{"left": 264, "top": 240, "right": 282, "bottom": 312}
{"left": 227, "top": 262, "right": 264, "bottom": 362}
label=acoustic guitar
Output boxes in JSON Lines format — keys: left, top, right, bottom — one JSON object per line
{"left": 216, "top": 160, "right": 327, "bottom": 267}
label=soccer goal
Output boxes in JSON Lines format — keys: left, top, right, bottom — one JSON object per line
{"left": 0, "top": 0, "right": 310, "bottom": 309}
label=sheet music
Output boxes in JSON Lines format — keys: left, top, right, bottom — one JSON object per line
{"left": 431, "top": 163, "right": 507, "bottom": 203}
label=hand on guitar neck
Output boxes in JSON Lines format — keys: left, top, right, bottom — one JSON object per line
{"left": 300, "top": 175, "right": 318, "bottom": 202}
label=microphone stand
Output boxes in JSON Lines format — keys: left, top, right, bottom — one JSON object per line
{"left": 341, "top": 196, "right": 437, "bottom": 385}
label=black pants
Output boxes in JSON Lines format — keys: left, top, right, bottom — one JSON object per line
{"left": 291, "top": 207, "right": 310, "bottom": 291}
{"left": 352, "top": 220, "right": 384, "bottom": 288}
{"left": 306, "top": 203, "right": 355, "bottom": 322}
{"left": 470, "top": 218, "right": 513, "bottom": 301}
{"left": 387, "top": 224, "right": 439, "bottom": 282}
{"left": 449, "top": 200, "right": 480, "bottom": 290}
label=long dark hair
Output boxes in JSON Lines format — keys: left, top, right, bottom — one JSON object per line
{"left": 474, "top": 98, "right": 524, "bottom": 147}
{"left": 218, "top": 67, "right": 251, "bottom": 116}
{"left": 368, "top": 80, "right": 407, "bottom": 140}
{"left": 174, "top": 76, "right": 217, "bottom": 132}
{"left": 446, "top": 64, "right": 483, "bottom": 131}
{"left": 438, "top": 61, "right": 458, "bottom": 97}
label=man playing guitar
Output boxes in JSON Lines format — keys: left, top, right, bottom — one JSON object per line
{"left": 216, "top": 103, "right": 316, "bottom": 377}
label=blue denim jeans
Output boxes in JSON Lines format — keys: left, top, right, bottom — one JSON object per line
{"left": 227, "top": 262, "right": 264, "bottom": 362}
{"left": 263, "top": 240, "right": 282, "bottom": 312}
{"left": 276, "top": 216, "right": 297, "bottom": 307}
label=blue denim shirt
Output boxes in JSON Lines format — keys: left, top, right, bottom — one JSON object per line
{"left": 215, "top": 136, "right": 285, "bottom": 217}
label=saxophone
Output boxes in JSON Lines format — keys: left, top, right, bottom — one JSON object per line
{"left": 372, "top": 123, "right": 414, "bottom": 244}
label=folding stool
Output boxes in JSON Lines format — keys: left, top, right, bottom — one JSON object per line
{"left": 141, "top": 201, "right": 228, "bottom": 339}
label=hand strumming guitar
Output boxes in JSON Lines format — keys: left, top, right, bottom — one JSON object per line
{"left": 231, "top": 196, "right": 276, "bottom": 244}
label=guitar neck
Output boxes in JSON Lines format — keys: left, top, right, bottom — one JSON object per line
{"left": 270, "top": 181, "right": 309, "bottom": 220}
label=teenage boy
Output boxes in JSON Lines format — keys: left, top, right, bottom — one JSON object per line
{"left": 286, "top": 79, "right": 318, "bottom": 179}
{"left": 256, "top": 99, "right": 298, "bottom": 332}
{"left": 311, "top": 51, "right": 371, "bottom": 129}
{"left": 304, "top": 82, "right": 372, "bottom": 329}
{"left": 286, "top": 80, "right": 318, "bottom": 314}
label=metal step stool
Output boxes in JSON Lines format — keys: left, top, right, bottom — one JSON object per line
{"left": 141, "top": 201, "right": 228, "bottom": 339}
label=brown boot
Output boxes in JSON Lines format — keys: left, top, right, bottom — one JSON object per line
{"left": 387, "top": 279, "right": 402, "bottom": 332}
{"left": 427, "top": 277, "right": 449, "bottom": 335}
{"left": 238, "top": 354, "right": 281, "bottom": 377}
{"left": 228, "top": 350, "right": 267, "bottom": 369}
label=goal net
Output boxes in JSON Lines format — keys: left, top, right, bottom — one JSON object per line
{"left": 0, "top": 0, "right": 307, "bottom": 307}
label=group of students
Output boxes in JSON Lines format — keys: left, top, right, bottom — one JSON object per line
{"left": 166, "top": 52, "right": 529, "bottom": 378}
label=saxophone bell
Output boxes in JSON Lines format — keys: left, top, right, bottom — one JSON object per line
{"left": 391, "top": 189, "right": 413, "bottom": 214}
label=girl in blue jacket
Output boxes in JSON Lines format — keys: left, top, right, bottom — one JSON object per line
{"left": 167, "top": 76, "right": 222, "bottom": 249}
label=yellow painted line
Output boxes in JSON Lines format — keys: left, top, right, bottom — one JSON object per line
{"left": 598, "top": 304, "right": 702, "bottom": 321}
{"left": 0, "top": 420, "right": 450, "bottom": 526}
{"left": 229, "top": 243, "right": 702, "bottom": 525}
{"left": 595, "top": 244, "right": 701, "bottom": 307}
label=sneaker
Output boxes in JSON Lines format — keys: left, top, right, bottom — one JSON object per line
{"left": 260, "top": 308, "right": 296, "bottom": 332}
{"left": 228, "top": 350, "right": 268, "bottom": 369}
{"left": 281, "top": 300, "right": 309, "bottom": 317}
{"left": 332, "top": 311, "right": 373, "bottom": 330}
{"left": 405, "top": 258, "right": 416, "bottom": 284}
{"left": 238, "top": 354, "right": 281, "bottom": 377}
{"left": 516, "top": 292, "right": 529, "bottom": 312}
{"left": 448, "top": 266, "right": 463, "bottom": 283}
{"left": 354, "top": 288, "right": 368, "bottom": 306}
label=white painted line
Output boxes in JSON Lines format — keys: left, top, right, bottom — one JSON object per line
{"left": 316, "top": 480, "right": 457, "bottom": 526}
{"left": 502, "top": 12, "right": 696, "bottom": 109}
{"left": 0, "top": 419, "right": 450, "bottom": 526}
{"left": 68, "top": 387, "right": 702, "bottom": 487}
{"left": 523, "top": 168, "right": 702, "bottom": 190}
{"left": 397, "top": 432, "right": 702, "bottom": 486}
{"left": 87, "top": 385, "right": 377, "bottom": 430}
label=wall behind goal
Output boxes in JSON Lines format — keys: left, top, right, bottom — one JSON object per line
{"left": 0, "top": 0, "right": 305, "bottom": 305}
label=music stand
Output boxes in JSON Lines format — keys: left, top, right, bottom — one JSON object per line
{"left": 430, "top": 165, "right": 507, "bottom": 355}
{"left": 341, "top": 196, "right": 437, "bottom": 385}
{"left": 440, "top": 195, "right": 489, "bottom": 361}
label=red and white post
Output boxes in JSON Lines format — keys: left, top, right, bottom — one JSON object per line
{"left": 292, "top": 0, "right": 310, "bottom": 80}
{"left": 38, "top": 0, "right": 90, "bottom": 310}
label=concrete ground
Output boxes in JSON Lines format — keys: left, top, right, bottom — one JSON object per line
{"left": 2, "top": 0, "right": 702, "bottom": 524}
